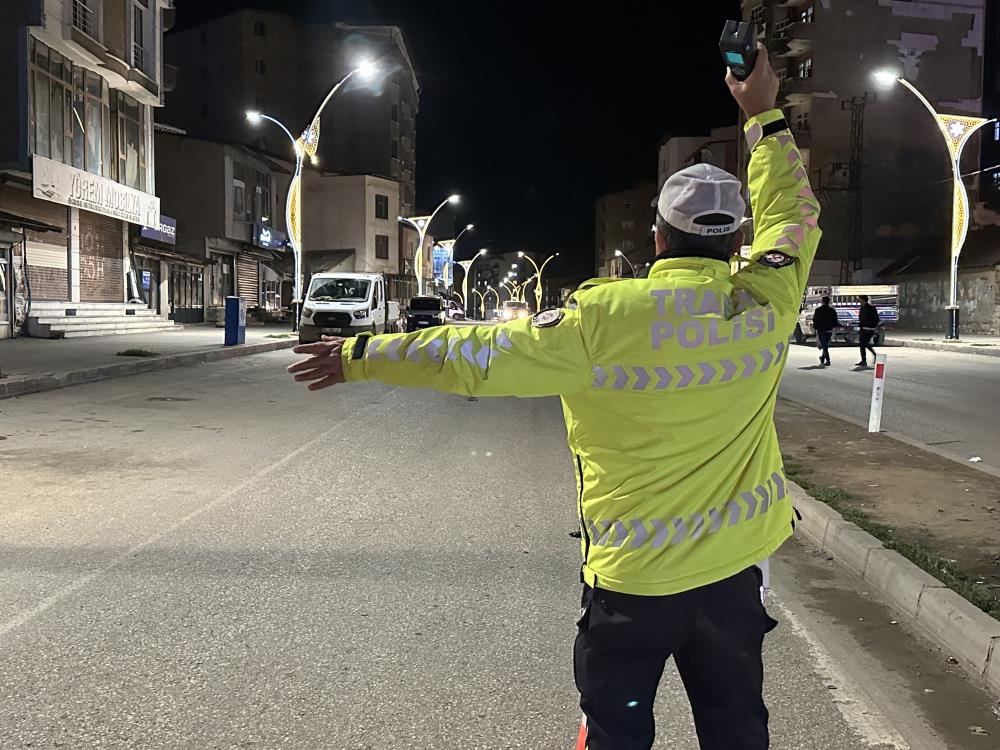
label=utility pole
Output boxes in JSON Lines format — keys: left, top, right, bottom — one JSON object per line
{"left": 840, "top": 92, "right": 875, "bottom": 283}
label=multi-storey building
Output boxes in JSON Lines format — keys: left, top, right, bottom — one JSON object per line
{"left": 657, "top": 126, "right": 740, "bottom": 191}
{"left": 0, "top": 0, "right": 177, "bottom": 339}
{"left": 741, "top": 0, "right": 986, "bottom": 281}
{"left": 594, "top": 183, "right": 656, "bottom": 277}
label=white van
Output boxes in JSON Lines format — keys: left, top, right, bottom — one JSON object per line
{"left": 298, "top": 272, "right": 401, "bottom": 344}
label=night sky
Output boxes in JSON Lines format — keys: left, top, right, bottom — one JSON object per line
{"left": 172, "top": 0, "right": 742, "bottom": 275}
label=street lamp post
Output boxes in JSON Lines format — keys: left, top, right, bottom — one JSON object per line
{"left": 471, "top": 288, "right": 486, "bottom": 319}
{"left": 517, "top": 251, "right": 559, "bottom": 311}
{"left": 246, "top": 60, "right": 378, "bottom": 331}
{"left": 453, "top": 248, "right": 487, "bottom": 318}
{"left": 436, "top": 224, "right": 474, "bottom": 291}
{"left": 399, "top": 195, "right": 461, "bottom": 296}
{"left": 485, "top": 286, "right": 501, "bottom": 318}
{"left": 614, "top": 249, "right": 637, "bottom": 278}
{"left": 873, "top": 70, "right": 995, "bottom": 340}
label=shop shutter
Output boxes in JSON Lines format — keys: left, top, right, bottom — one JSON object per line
{"left": 237, "top": 255, "right": 259, "bottom": 305}
{"left": 79, "top": 210, "right": 124, "bottom": 302}
{"left": 0, "top": 185, "right": 69, "bottom": 300}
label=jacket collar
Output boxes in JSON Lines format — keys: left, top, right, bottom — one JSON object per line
{"left": 649, "top": 256, "right": 731, "bottom": 281}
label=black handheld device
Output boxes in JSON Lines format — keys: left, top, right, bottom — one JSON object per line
{"left": 720, "top": 21, "right": 758, "bottom": 81}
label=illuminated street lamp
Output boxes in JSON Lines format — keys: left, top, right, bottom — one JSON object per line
{"left": 436, "top": 225, "right": 475, "bottom": 289}
{"left": 873, "top": 70, "right": 995, "bottom": 339}
{"left": 453, "top": 248, "right": 487, "bottom": 318}
{"left": 485, "top": 285, "right": 501, "bottom": 318}
{"left": 614, "top": 249, "right": 636, "bottom": 278}
{"left": 471, "top": 288, "right": 486, "bottom": 319}
{"left": 246, "top": 59, "right": 378, "bottom": 331}
{"left": 517, "top": 251, "right": 559, "bottom": 311}
{"left": 399, "top": 194, "right": 461, "bottom": 296}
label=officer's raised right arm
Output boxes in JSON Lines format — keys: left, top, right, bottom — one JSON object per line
{"left": 734, "top": 111, "right": 822, "bottom": 315}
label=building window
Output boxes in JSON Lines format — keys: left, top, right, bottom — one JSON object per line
{"left": 622, "top": 220, "right": 635, "bottom": 231}
{"left": 29, "top": 38, "right": 113, "bottom": 179}
{"left": 391, "top": 104, "right": 399, "bottom": 122}
{"left": 375, "top": 194, "right": 389, "bottom": 220}
{"left": 750, "top": 4, "right": 765, "bottom": 24}
{"left": 623, "top": 200, "right": 633, "bottom": 210}
{"left": 375, "top": 234, "right": 390, "bottom": 260}
{"left": 233, "top": 179, "right": 246, "bottom": 220}
{"left": 993, "top": 170, "right": 1000, "bottom": 191}
{"left": 622, "top": 240, "right": 635, "bottom": 252}
{"left": 795, "top": 111, "right": 810, "bottom": 131}
{"left": 253, "top": 20, "right": 266, "bottom": 36}
{"left": 132, "top": 0, "right": 148, "bottom": 71}
{"left": 390, "top": 141, "right": 399, "bottom": 159}
{"left": 116, "top": 91, "right": 147, "bottom": 190}
{"left": 995, "top": 121, "right": 999, "bottom": 141}
{"left": 254, "top": 59, "right": 266, "bottom": 75}
{"left": 797, "top": 57, "right": 813, "bottom": 79}
{"left": 800, "top": 5, "right": 815, "bottom": 23}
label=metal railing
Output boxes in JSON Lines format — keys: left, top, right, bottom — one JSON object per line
{"left": 132, "top": 43, "right": 145, "bottom": 71}
{"left": 72, "top": 0, "right": 96, "bottom": 39}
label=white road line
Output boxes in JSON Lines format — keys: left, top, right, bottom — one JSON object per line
{"left": 0, "top": 399, "right": 374, "bottom": 640}
{"left": 769, "top": 593, "right": 911, "bottom": 749}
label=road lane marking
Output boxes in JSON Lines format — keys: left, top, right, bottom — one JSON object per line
{"left": 0, "top": 401, "right": 377, "bottom": 641}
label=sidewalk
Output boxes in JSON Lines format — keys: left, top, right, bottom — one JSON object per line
{"left": 0, "top": 324, "right": 299, "bottom": 399}
{"left": 886, "top": 330, "right": 1000, "bottom": 357}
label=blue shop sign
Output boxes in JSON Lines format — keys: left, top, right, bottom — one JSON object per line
{"left": 140, "top": 215, "right": 177, "bottom": 245}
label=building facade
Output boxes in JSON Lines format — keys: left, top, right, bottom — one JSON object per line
{"left": 657, "top": 126, "right": 740, "bottom": 191}
{"left": 741, "top": 0, "right": 986, "bottom": 281}
{"left": 161, "top": 11, "right": 419, "bottom": 216}
{"left": 594, "top": 183, "right": 656, "bottom": 277}
{"left": 0, "top": 0, "right": 176, "bottom": 339}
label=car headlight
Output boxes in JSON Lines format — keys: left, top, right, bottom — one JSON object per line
{"left": 301, "top": 306, "right": 315, "bottom": 318}
{"left": 352, "top": 309, "right": 369, "bottom": 319}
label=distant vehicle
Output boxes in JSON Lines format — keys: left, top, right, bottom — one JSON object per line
{"left": 500, "top": 300, "right": 530, "bottom": 321}
{"left": 298, "top": 272, "right": 401, "bottom": 344}
{"left": 405, "top": 295, "right": 448, "bottom": 332}
{"left": 795, "top": 285, "right": 899, "bottom": 346}
{"left": 444, "top": 299, "right": 466, "bottom": 321}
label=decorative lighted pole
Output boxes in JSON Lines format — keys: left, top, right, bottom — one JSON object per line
{"left": 399, "top": 194, "right": 461, "bottom": 296}
{"left": 471, "top": 288, "right": 486, "bottom": 319}
{"left": 247, "top": 60, "right": 378, "bottom": 330}
{"left": 453, "top": 248, "right": 487, "bottom": 318}
{"left": 614, "top": 249, "right": 637, "bottom": 278}
{"left": 873, "top": 70, "right": 995, "bottom": 339}
{"left": 517, "top": 251, "right": 559, "bottom": 311}
{"left": 437, "top": 224, "right": 474, "bottom": 291}
{"left": 485, "top": 285, "right": 501, "bottom": 317}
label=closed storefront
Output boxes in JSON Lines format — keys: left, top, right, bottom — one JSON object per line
{"left": 237, "top": 254, "right": 259, "bottom": 306}
{"left": 79, "top": 210, "right": 123, "bottom": 302}
{"left": 168, "top": 263, "right": 204, "bottom": 323}
{"left": 208, "top": 252, "right": 235, "bottom": 307}
{"left": 0, "top": 185, "right": 67, "bottom": 301}
{"left": 133, "top": 252, "right": 160, "bottom": 312}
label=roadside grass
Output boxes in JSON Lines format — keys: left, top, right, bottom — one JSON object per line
{"left": 784, "top": 457, "right": 1000, "bottom": 619}
{"left": 116, "top": 349, "right": 159, "bottom": 358}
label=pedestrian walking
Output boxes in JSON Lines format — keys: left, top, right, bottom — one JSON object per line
{"left": 812, "top": 295, "right": 838, "bottom": 366}
{"left": 856, "top": 294, "right": 881, "bottom": 367}
{"left": 288, "top": 44, "right": 819, "bottom": 750}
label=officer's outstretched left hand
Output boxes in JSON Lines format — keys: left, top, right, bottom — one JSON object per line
{"left": 288, "top": 336, "right": 346, "bottom": 391}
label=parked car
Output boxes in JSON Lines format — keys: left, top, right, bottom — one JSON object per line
{"left": 405, "top": 295, "right": 448, "bottom": 332}
{"left": 298, "top": 272, "right": 401, "bottom": 344}
{"left": 444, "top": 300, "right": 466, "bottom": 321}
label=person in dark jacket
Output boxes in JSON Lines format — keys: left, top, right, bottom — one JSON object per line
{"left": 812, "top": 296, "right": 838, "bottom": 366}
{"left": 857, "top": 295, "right": 881, "bottom": 367}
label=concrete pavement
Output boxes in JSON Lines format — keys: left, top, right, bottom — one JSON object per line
{"left": 780, "top": 342, "right": 1000, "bottom": 473}
{"left": 886, "top": 331, "right": 1000, "bottom": 357}
{"left": 0, "top": 324, "right": 298, "bottom": 399}
{"left": 1, "top": 353, "right": 996, "bottom": 748}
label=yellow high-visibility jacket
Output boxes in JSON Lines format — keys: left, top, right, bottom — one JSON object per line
{"left": 341, "top": 109, "right": 821, "bottom": 596}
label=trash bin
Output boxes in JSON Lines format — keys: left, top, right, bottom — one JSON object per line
{"left": 224, "top": 296, "right": 246, "bottom": 346}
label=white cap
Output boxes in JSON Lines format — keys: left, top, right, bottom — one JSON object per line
{"left": 654, "top": 163, "right": 746, "bottom": 237}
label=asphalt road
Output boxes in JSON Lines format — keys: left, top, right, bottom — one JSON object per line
{"left": 780, "top": 343, "right": 1000, "bottom": 473}
{"left": 1, "top": 352, "right": 995, "bottom": 749}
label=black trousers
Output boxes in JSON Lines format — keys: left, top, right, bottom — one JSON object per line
{"left": 817, "top": 330, "right": 833, "bottom": 364}
{"left": 574, "top": 567, "right": 777, "bottom": 750}
{"left": 859, "top": 329, "right": 877, "bottom": 362}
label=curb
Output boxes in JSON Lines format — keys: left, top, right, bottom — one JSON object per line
{"left": 885, "top": 337, "right": 1000, "bottom": 357}
{"left": 791, "top": 480, "right": 1000, "bottom": 695}
{"left": 0, "top": 339, "right": 298, "bottom": 399}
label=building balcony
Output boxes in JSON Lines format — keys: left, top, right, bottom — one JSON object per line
{"left": 774, "top": 21, "right": 813, "bottom": 56}
{"left": 64, "top": 0, "right": 108, "bottom": 66}
{"left": 779, "top": 75, "right": 814, "bottom": 105}
{"left": 162, "top": 5, "right": 176, "bottom": 32}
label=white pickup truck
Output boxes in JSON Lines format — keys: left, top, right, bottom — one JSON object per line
{"left": 298, "top": 272, "right": 402, "bottom": 344}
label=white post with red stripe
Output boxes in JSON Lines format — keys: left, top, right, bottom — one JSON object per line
{"left": 868, "top": 353, "right": 888, "bottom": 433}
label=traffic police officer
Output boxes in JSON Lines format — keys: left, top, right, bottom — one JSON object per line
{"left": 289, "top": 45, "right": 818, "bottom": 750}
